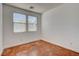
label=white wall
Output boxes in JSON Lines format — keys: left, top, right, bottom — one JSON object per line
{"left": 0, "top": 3, "right": 3, "bottom": 55}
{"left": 3, "top": 4, "right": 41, "bottom": 48}
{"left": 42, "top": 3, "right": 79, "bottom": 52}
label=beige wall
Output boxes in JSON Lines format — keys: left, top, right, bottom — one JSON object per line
{"left": 0, "top": 3, "right": 3, "bottom": 55}
{"left": 42, "top": 3, "right": 79, "bottom": 52}
{"left": 3, "top": 4, "right": 41, "bottom": 48}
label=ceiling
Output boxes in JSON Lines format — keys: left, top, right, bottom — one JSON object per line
{"left": 7, "top": 3, "right": 63, "bottom": 13}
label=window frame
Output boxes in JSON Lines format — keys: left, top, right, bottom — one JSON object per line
{"left": 27, "top": 15, "right": 38, "bottom": 32}
{"left": 13, "top": 12, "right": 27, "bottom": 33}
{"left": 12, "top": 12, "right": 38, "bottom": 33}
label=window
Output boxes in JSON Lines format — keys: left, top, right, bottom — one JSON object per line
{"left": 28, "top": 16, "right": 37, "bottom": 31}
{"left": 13, "top": 13, "right": 38, "bottom": 32}
{"left": 13, "top": 13, "right": 26, "bottom": 32}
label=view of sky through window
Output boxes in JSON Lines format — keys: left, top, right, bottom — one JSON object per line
{"left": 13, "top": 13, "right": 26, "bottom": 23}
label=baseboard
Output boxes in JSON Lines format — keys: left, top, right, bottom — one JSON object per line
{"left": 2, "top": 39, "right": 79, "bottom": 56}
{"left": 42, "top": 39, "right": 79, "bottom": 53}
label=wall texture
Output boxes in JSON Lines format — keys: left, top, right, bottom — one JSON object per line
{"left": 42, "top": 3, "right": 79, "bottom": 52}
{"left": 3, "top": 4, "right": 41, "bottom": 48}
{"left": 0, "top": 3, "right": 3, "bottom": 55}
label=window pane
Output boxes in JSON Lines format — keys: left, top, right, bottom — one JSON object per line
{"left": 13, "top": 13, "right": 26, "bottom": 23}
{"left": 28, "top": 16, "right": 37, "bottom": 31}
{"left": 28, "top": 23, "right": 37, "bottom": 31}
{"left": 28, "top": 16, "right": 37, "bottom": 24}
{"left": 14, "top": 23, "right": 26, "bottom": 32}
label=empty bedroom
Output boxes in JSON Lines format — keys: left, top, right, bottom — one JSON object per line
{"left": 0, "top": 3, "right": 79, "bottom": 56}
